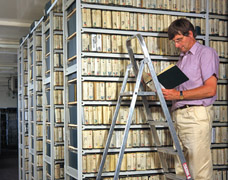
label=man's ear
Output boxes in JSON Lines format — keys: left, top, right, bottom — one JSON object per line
{"left": 188, "top": 30, "right": 194, "bottom": 37}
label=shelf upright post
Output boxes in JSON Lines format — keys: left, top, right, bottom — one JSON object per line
{"left": 50, "top": 10, "right": 55, "bottom": 180}
{"left": 77, "top": 0, "right": 83, "bottom": 179}
{"left": 205, "top": 0, "right": 209, "bottom": 47}
{"left": 27, "top": 35, "right": 32, "bottom": 180}
{"left": 63, "top": 0, "right": 70, "bottom": 178}
{"left": 42, "top": 17, "right": 48, "bottom": 180}
{"left": 18, "top": 45, "right": 23, "bottom": 180}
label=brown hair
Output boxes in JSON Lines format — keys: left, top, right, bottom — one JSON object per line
{"left": 168, "top": 18, "right": 196, "bottom": 40}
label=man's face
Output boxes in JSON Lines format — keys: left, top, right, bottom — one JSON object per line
{"left": 172, "top": 33, "right": 192, "bottom": 53}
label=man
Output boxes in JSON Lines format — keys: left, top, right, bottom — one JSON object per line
{"left": 162, "top": 18, "right": 219, "bottom": 180}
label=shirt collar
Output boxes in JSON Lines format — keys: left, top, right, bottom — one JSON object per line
{"left": 180, "top": 41, "right": 199, "bottom": 57}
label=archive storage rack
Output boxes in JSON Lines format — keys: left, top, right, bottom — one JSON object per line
{"left": 18, "top": 39, "right": 29, "bottom": 180}
{"left": 18, "top": 0, "right": 228, "bottom": 179}
{"left": 42, "top": 0, "right": 64, "bottom": 179}
{"left": 63, "top": 0, "right": 228, "bottom": 179}
{"left": 62, "top": 0, "right": 204, "bottom": 180}
{"left": 63, "top": 0, "right": 79, "bottom": 179}
{"left": 208, "top": 4, "right": 228, "bottom": 179}
{"left": 18, "top": 0, "right": 64, "bottom": 180}
{"left": 27, "top": 22, "right": 43, "bottom": 180}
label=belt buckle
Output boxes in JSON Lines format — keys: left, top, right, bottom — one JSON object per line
{"left": 176, "top": 105, "right": 189, "bottom": 111}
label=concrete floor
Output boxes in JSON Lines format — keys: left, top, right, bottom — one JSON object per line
{"left": 0, "top": 148, "right": 18, "bottom": 180}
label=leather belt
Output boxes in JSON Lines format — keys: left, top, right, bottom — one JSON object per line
{"left": 176, "top": 104, "right": 203, "bottom": 110}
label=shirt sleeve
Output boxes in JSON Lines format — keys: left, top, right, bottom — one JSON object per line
{"left": 200, "top": 47, "right": 219, "bottom": 82}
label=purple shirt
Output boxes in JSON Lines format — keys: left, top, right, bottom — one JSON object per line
{"left": 172, "top": 42, "right": 219, "bottom": 111}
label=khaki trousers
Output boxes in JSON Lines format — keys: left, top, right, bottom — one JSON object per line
{"left": 172, "top": 105, "right": 213, "bottom": 180}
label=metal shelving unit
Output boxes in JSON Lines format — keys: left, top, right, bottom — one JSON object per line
{"left": 27, "top": 23, "right": 44, "bottom": 180}
{"left": 18, "top": 39, "right": 29, "bottom": 180}
{"left": 63, "top": 0, "right": 80, "bottom": 179}
{"left": 42, "top": 1, "right": 64, "bottom": 179}
{"left": 62, "top": 0, "right": 228, "bottom": 179}
{"left": 18, "top": 0, "right": 228, "bottom": 179}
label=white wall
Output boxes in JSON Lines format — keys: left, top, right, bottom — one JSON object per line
{"left": 0, "top": 87, "right": 17, "bottom": 108}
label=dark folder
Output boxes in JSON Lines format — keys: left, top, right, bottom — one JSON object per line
{"left": 157, "top": 64, "right": 189, "bottom": 89}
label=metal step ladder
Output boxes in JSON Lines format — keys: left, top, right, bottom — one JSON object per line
{"left": 96, "top": 34, "right": 193, "bottom": 180}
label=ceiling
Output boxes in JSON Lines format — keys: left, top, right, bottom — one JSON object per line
{"left": 0, "top": 0, "right": 49, "bottom": 90}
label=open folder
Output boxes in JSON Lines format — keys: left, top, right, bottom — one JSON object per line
{"left": 157, "top": 64, "right": 189, "bottom": 89}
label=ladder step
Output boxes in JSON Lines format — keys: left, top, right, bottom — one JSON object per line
{"left": 165, "top": 173, "right": 186, "bottom": 180}
{"left": 148, "top": 120, "right": 168, "bottom": 127}
{"left": 157, "top": 147, "right": 178, "bottom": 155}
{"left": 120, "top": 91, "right": 156, "bottom": 97}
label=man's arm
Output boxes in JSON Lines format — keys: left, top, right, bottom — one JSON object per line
{"left": 162, "top": 75, "right": 217, "bottom": 100}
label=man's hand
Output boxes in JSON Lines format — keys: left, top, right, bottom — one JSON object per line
{"left": 161, "top": 75, "right": 217, "bottom": 101}
{"left": 162, "top": 88, "right": 179, "bottom": 100}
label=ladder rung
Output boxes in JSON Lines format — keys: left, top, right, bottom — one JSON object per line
{"left": 138, "top": 91, "right": 156, "bottom": 96}
{"left": 165, "top": 173, "right": 186, "bottom": 180}
{"left": 120, "top": 91, "right": 134, "bottom": 97}
{"left": 120, "top": 91, "right": 156, "bottom": 97}
{"left": 157, "top": 147, "right": 178, "bottom": 155}
{"left": 148, "top": 120, "right": 168, "bottom": 127}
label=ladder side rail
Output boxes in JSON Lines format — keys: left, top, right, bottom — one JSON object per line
{"left": 126, "top": 38, "right": 170, "bottom": 172}
{"left": 146, "top": 58, "right": 189, "bottom": 171}
{"left": 113, "top": 60, "right": 145, "bottom": 180}
{"left": 132, "top": 34, "right": 184, "bottom": 157}
{"left": 138, "top": 59, "right": 162, "bottom": 145}
{"left": 126, "top": 36, "right": 165, "bottom": 148}
{"left": 140, "top": 92, "right": 170, "bottom": 173}
{"left": 134, "top": 34, "right": 192, "bottom": 180}
{"left": 96, "top": 64, "right": 132, "bottom": 180}
{"left": 126, "top": 36, "right": 139, "bottom": 76}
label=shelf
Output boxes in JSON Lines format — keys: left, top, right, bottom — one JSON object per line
{"left": 212, "top": 122, "right": 228, "bottom": 127}
{"left": 29, "top": 149, "right": 34, "bottom": 155}
{"left": 213, "top": 165, "right": 228, "bottom": 170}
{"left": 211, "top": 143, "right": 228, "bottom": 148}
{"left": 29, "top": 84, "right": 34, "bottom": 90}
{"left": 43, "top": 23, "right": 50, "bottom": 33}
{"left": 66, "top": 64, "right": 77, "bottom": 76}
{"left": 82, "top": 28, "right": 168, "bottom": 37}
{"left": 82, "top": 100, "right": 162, "bottom": 106}
{"left": 55, "top": 105, "right": 64, "bottom": 108}
{"left": 44, "top": 155, "right": 51, "bottom": 164}
{"left": 83, "top": 124, "right": 150, "bottom": 130}
{"left": 209, "top": 14, "right": 228, "bottom": 20}
{"left": 218, "top": 79, "right": 228, "bottom": 84}
{"left": 54, "top": 142, "right": 64, "bottom": 146}
{"left": 81, "top": 3, "right": 206, "bottom": 18}
{"left": 82, "top": 28, "right": 206, "bottom": 40}
{"left": 55, "top": 123, "right": 64, "bottom": 127}
{"left": 54, "top": 86, "right": 64, "bottom": 90}
{"left": 54, "top": 49, "right": 63, "bottom": 54}
{"left": 82, "top": 52, "right": 179, "bottom": 60}
{"left": 44, "top": 77, "right": 51, "bottom": 84}
{"left": 83, "top": 147, "right": 158, "bottom": 154}
{"left": 65, "top": 0, "right": 75, "bottom": 11}
{"left": 36, "top": 47, "right": 42, "bottom": 51}
{"left": 82, "top": 76, "right": 135, "bottom": 82}
{"left": 214, "top": 101, "right": 228, "bottom": 105}
{"left": 83, "top": 169, "right": 164, "bottom": 178}
{"left": 66, "top": 166, "right": 77, "bottom": 180}
{"left": 219, "top": 58, "right": 228, "bottom": 63}
{"left": 209, "top": 36, "right": 228, "bottom": 41}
